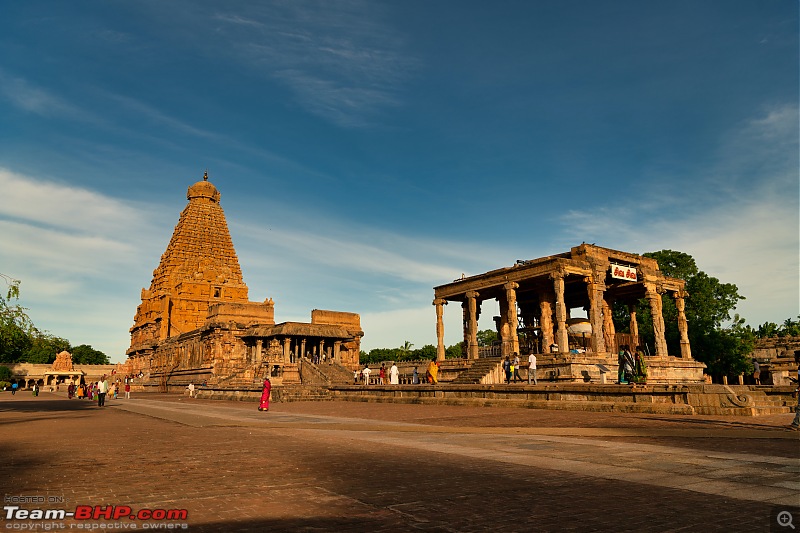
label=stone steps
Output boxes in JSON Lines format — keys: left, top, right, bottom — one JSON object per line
{"left": 308, "top": 361, "right": 353, "bottom": 384}
{"left": 451, "top": 358, "right": 502, "bottom": 384}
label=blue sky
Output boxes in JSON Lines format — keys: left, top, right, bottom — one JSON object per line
{"left": 1, "top": 1, "right": 797, "bottom": 363}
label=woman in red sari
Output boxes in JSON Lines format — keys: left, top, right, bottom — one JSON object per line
{"left": 258, "top": 377, "right": 271, "bottom": 411}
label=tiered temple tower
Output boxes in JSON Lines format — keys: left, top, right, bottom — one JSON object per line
{"left": 126, "top": 172, "right": 362, "bottom": 389}
{"left": 127, "top": 172, "right": 251, "bottom": 357}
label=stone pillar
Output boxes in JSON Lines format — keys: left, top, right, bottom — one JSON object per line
{"left": 433, "top": 298, "right": 447, "bottom": 361}
{"left": 673, "top": 291, "right": 692, "bottom": 359}
{"left": 300, "top": 338, "right": 307, "bottom": 359}
{"left": 466, "top": 290, "right": 480, "bottom": 359}
{"left": 504, "top": 282, "right": 520, "bottom": 355}
{"left": 334, "top": 340, "right": 342, "bottom": 363}
{"left": 645, "top": 283, "right": 668, "bottom": 357}
{"left": 539, "top": 295, "right": 554, "bottom": 352}
{"left": 629, "top": 304, "right": 639, "bottom": 350}
{"left": 499, "top": 297, "right": 510, "bottom": 356}
{"left": 255, "top": 339, "right": 263, "bottom": 364}
{"left": 552, "top": 273, "right": 568, "bottom": 353}
{"left": 585, "top": 275, "right": 606, "bottom": 354}
{"left": 282, "top": 338, "right": 291, "bottom": 360}
{"left": 602, "top": 298, "right": 615, "bottom": 354}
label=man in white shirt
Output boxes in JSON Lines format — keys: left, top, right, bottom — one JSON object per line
{"left": 362, "top": 365, "right": 372, "bottom": 386}
{"left": 528, "top": 353, "right": 537, "bottom": 385}
{"left": 97, "top": 375, "right": 110, "bottom": 407}
{"left": 389, "top": 363, "right": 399, "bottom": 385}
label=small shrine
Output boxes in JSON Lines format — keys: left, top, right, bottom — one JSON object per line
{"left": 44, "top": 351, "right": 85, "bottom": 386}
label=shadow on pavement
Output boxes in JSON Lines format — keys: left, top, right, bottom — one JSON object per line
{"left": 0, "top": 398, "right": 101, "bottom": 413}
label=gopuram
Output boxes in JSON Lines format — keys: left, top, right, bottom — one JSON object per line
{"left": 126, "top": 172, "right": 363, "bottom": 390}
{"left": 433, "top": 244, "right": 706, "bottom": 384}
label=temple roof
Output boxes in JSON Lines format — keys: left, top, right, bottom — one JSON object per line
{"left": 147, "top": 172, "right": 246, "bottom": 295}
{"left": 187, "top": 171, "right": 221, "bottom": 203}
{"left": 245, "top": 322, "right": 356, "bottom": 339}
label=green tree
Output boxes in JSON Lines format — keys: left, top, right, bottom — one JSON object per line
{"left": 692, "top": 314, "right": 755, "bottom": 377}
{"left": 0, "top": 365, "right": 12, "bottom": 381}
{"left": 71, "top": 344, "right": 110, "bottom": 365}
{"left": 411, "top": 344, "right": 437, "bottom": 360}
{"left": 756, "top": 321, "right": 780, "bottom": 338}
{"left": 476, "top": 329, "right": 498, "bottom": 347}
{"left": 614, "top": 251, "right": 748, "bottom": 378}
{"left": 0, "top": 276, "right": 37, "bottom": 363}
{"left": 780, "top": 317, "right": 800, "bottom": 337}
{"left": 24, "top": 333, "right": 71, "bottom": 364}
{"left": 398, "top": 341, "right": 414, "bottom": 357}
{"left": 445, "top": 343, "right": 464, "bottom": 359}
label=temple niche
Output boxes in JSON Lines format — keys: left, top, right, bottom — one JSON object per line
{"left": 127, "top": 173, "right": 363, "bottom": 390}
{"left": 433, "top": 244, "right": 705, "bottom": 384}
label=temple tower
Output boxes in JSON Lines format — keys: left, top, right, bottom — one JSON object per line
{"left": 127, "top": 172, "right": 250, "bottom": 357}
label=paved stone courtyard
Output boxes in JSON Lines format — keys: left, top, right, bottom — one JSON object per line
{"left": 1, "top": 391, "right": 798, "bottom": 532}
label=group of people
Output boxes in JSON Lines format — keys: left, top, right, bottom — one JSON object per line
{"left": 356, "top": 361, "right": 440, "bottom": 385}
{"left": 617, "top": 345, "right": 648, "bottom": 384}
{"left": 502, "top": 353, "right": 538, "bottom": 384}
{"left": 66, "top": 375, "right": 133, "bottom": 404}
{"left": 358, "top": 362, "right": 399, "bottom": 385}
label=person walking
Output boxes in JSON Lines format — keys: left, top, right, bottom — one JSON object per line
{"left": 426, "top": 360, "right": 439, "bottom": 384}
{"left": 503, "top": 356, "right": 511, "bottom": 384}
{"left": 97, "top": 375, "right": 109, "bottom": 407}
{"left": 258, "top": 377, "right": 271, "bottom": 412}
{"left": 124, "top": 381, "right": 131, "bottom": 399}
{"left": 11, "top": 381, "right": 17, "bottom": 395}
{"left": 528, "top": 353, "right": 538, "bottom": 385}
{"left": 752, "top": 359, "right": 761, "bottom": 385}
{"left": 512, "top": 353, "right": 523, "bottom": 383}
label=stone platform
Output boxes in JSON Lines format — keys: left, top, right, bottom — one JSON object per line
{"left": 195, "top": 382, "right": 795, "bottom": 416}
{"left": 531, "top": 353, "right": 706, "bottom": 384}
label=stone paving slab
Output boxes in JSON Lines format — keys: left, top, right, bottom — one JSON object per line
{"left": 1, "top": 392, "right": 798, "bottom": 532}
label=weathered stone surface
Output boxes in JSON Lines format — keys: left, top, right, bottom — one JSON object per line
{"left": 51, "top": 350, "right": 74, "bottom": 372}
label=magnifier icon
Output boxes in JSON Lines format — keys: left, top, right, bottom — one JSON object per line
{"left": 778, "top": 511, "right": 795, "bottom": 529}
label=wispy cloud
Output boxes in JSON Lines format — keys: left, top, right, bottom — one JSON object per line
{"left": 0, "top": 69, "right": 88, "bottom": 120}
{"left": 0, "top": 69, "right": 222, "bottom": 145}
{"left": 208, "top": 1, "right": 417, "bottom": 127}
{"left": 558, "top": 105, "right": 799, "bottom": 324}
{"left": 101, "top": 93, "right": 221, "bottom": 140}
{"left": 0, "top": 168, "right": 172, "bottom": 357}
{"left": 0, "top": 168, "right": 145, "bottom": 234}
{"left": 0, "top": 168, "right": 168, "bottom": 292}
{"left": 233, "top": 216, "right": 515, "bottom": 287}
